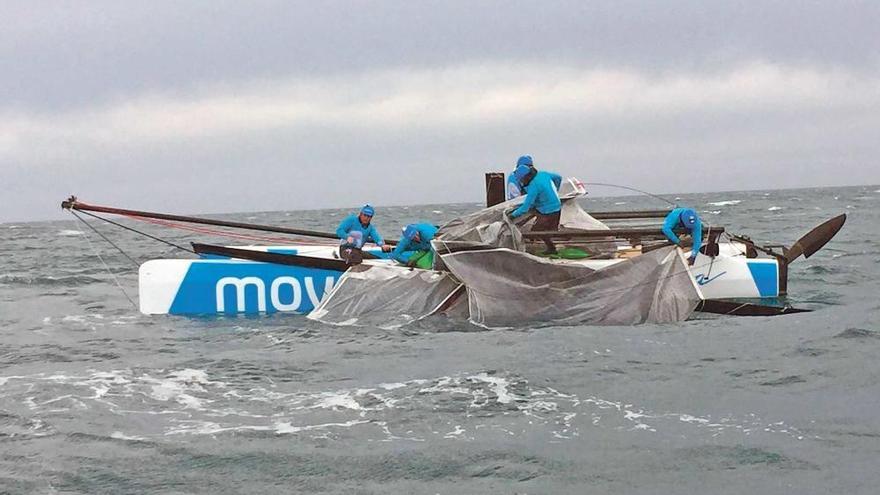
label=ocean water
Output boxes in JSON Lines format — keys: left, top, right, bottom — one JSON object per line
{"left": 1, "top": 185, "right": 878, "bottom": 494}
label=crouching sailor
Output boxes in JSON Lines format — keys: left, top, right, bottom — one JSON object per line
{"left": 336, "top": 204, "right": 391, "bottom": 264}
{"left": 662, "top": 207, "right": 703, "bottom": 266}
{"left": 509, "top": 160, "right": 563, "bottom": 255}
{"left": 391, "top": 223, "right": 438, "bottom": 268}
{"left": 507, "top": 155, "right": 535, "bottom": 200}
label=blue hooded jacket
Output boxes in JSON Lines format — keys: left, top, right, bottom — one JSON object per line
{"left": 336, "top": 214, "right": 384, "bottom": 247}
{"left": 508, "top": 156, "right": 535, "bottom": 200}
{"left": 506, "top": 173, "right": 524, "bottom": 200}
{"left": 662, "top": 208, "right": 702, "bottom": 259}
{"left": 511, "top": 171, "right": 563, "bottom": 218}
{"left": 391, "top": 223, "right": 438, "bottom": 263}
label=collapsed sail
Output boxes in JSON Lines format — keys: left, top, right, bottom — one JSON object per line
{"left": 429, "top": 177, "right": 701, "bottom": 327}
{"left": 309, "top": 177, "right": 702, "bottom": 328}
{"left": 307, "top": 264, "right": 463, "bottom": 328}
{"left": 440, "top": 246, "right": 701, "bottom": 329}
{"left": 434, "top": 177, "right": 612, "bottom": 253}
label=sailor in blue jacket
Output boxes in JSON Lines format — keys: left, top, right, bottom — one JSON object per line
{"left": 391, "top": 223, "right": 438, "bottom": 265}
{"left": 335, "top": 205, "right": 391, "bottom": 252}
{"left": 510, "top": 162, "right": 563, "bottom": 254}
{"left": 662, "top": 207, "right": 703, "bottom": 265}
{"left": 507, "top": 155, "right": 535, "bottom": 200}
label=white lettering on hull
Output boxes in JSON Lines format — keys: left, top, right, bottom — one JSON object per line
{"left": 216, "top": 277, "right": 266, "bottom": 312}
{"left": 270, "top": 276, "right": 302, "bottom": 311}
{"left": 216, "top": 276, "right": 335, "bottom": 313}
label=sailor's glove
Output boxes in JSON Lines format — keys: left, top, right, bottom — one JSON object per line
{"left": 381, "top": 244, "right": 392, "bottom": 253}
{"left": 687, "top": 254, "right": 696, "bottom": 266}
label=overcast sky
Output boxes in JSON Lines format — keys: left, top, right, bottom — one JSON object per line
{"left": 2, "top": 0, "right": 879, "bottom": 222}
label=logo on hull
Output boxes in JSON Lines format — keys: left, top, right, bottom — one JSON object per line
{"left": 168, "top": 262, "right": 341, "bottom": 315}
{"left": 215, "top": 276, "right": 335, "bottom": 312}
{"left": 695, "top": 271, "right": 727, "bottom": 286}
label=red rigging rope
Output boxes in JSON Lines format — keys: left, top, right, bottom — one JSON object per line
{"left": 71, "top": 209, "right": 195, "bottom": 254}
{"left": 121, "top": 214, "right": 337, "bottom": 246}
{"left": 61, "top": 197, "right": 352, "bottom": 262}
{"left": 61, "top": 197, "right": 345, "bottom": 241}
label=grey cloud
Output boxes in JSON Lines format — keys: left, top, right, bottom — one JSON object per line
{"left": 6, "top": 87, "right": 877, "bottom": 223}
{"left": 2, "top": 1, "right": 879, "bottom": 223}
{"left": 3, "top": 1, "right": 879, "bottom": 111}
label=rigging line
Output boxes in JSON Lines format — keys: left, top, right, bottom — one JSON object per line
{"left": 69, "top": 212, "right": 138, "bottom": 310}
{"left": 582, "top": 181, "right": 723, "bottom": 235}
{"left": 581, "top": 182, "right": 678, "bottom": 207}
{"left": 75, "top": 209, "right": 195, "bottom": 254}
{"left": 124, "top": 215, "right": 334, "bottom": 245}
{"left": 720, "top": 231, "right": 749, "bottom": 258}
{"left": 726, "top": 302, "right": 750, "bottom": 315}
{"left": 70, "top": 210, "right": 140, "bottom": 267}
{"left": 704, "top": 227, "right": 716, "bottom": 277}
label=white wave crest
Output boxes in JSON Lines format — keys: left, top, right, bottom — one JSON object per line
{"left": 0, "top": 368, "right": 814, "bottom": 444}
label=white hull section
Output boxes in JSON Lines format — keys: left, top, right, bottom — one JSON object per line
{"left": 138, "top": 241, "right": 778, "bottom": 315}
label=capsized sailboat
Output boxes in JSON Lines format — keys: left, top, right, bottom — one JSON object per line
{"left": 60, "top": 177, "right": 845, "bottom": 326}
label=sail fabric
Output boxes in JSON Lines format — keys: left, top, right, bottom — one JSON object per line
{"left": 307, "top": 263, "right": 463, "bottom": 328}
{"left": 309, "top": 176, "right": 702, "bottom": 329}
{"left": 433, "top": 177, "right": 616, "bottom": 257}
{"left": 439, "top": 245, "right": 701, "bottom": 329}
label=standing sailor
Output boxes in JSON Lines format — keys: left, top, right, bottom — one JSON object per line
{"left": 391, "top": 223, "right": 438, "bottom": 268}
{"left": 507, "top": 155, "right": 535, "bottom": 200}
{"left": 661, "top": 207, "right": 703, "bottom": 266}
{"left": 510, "top": 159, "right": 564, "bottom": 254}
{"left": 335, "top": 205, "right": 391, "bottom": 263}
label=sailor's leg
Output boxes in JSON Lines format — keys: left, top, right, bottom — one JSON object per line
{"left": 533, "top": 211, "right": 561, "bottom": 254}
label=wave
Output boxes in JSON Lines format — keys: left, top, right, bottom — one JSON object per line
{"left": 0, "top": 274, "right": 106, "bottom": 287}
{"left": 707, "top": 200, "right": 741, "bottom": 206}
{"left": 834, "top": 328, "right": 880, "bottom": 340}
{"left": 803, "top": 265, "right": 838, "bottom": 275}
{"left": 0, "top": 412, "right": 56, "bottom": 439}
{"left": 0, "top": 368, "right": 815, "bottom": 444}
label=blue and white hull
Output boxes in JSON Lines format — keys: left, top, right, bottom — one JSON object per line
{"left": 138, "top": 242, "right": 779, "bottom": 315}
{"left": 139, "top": 258, "right": 341, "bottom": 315}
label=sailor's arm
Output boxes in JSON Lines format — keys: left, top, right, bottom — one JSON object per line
{"left": 511, "top": 188, "right": 537, "bottom": 218}
{"left": 661, "top": 213, "right": 682, "bottom": 245}
{"left": 391, "top": 238, "right": 411, "bottom": 263}
{"left": 368, "top": 225, "right": 393, "bottom": 252}
{"left": 368, "top": 224, "right": 384, "bottom": 246}
{"left": 335, "top": 216, "right": 353, "bottom": 239}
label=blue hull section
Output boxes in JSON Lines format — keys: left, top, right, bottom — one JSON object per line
{"left": 169, "top": 261, "right": 341, "bottom": 315}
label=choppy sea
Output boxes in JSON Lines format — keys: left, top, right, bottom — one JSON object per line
{"left": 1, "top": 185, "right": 879, "bottom": 494}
